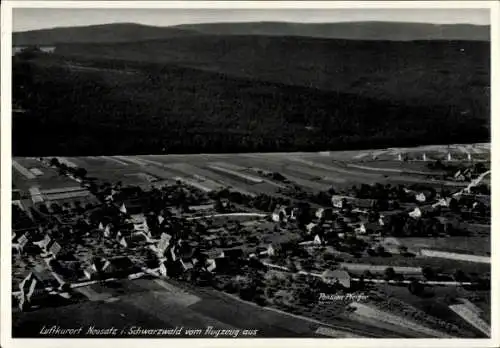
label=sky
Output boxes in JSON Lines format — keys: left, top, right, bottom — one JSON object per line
{"left": 13, "top": 8, "right": 490, "bottom": 32}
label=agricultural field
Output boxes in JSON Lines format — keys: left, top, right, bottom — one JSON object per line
{"left": 12, "top": 276, "right": 327, "bottom": 338}
{"left": 399, "top": 236, "right": 490, "bottom": 256}
{"left": 32, "top": 142, "right": 488, "bottom": 199}
{"left": 12, "top": 158, "right": 79, "bottom": 192}
{"left": 339, "top": 255, "right": 490, "bottom": 276}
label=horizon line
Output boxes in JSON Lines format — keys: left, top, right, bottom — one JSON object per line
{"left": 13, "top": 19, "right": 491, "bottom": 34}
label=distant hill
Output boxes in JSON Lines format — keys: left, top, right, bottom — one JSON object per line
{"left": 13, "top": 21, "right": 490, "bottom": 46}
{"left": 175, "top": 21, "right": 490, "bottom": 41}
{"left": 12, "top": 23, "right": 198, "bottom": 45}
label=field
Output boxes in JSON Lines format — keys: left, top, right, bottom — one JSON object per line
{"left": 12, "top": 277, "right": 328, "bottom": 338}
{"left": 400, "top": 236, "right": 490, "bottom": 256}
{"left": 376, "top": 284, "right": 490, "bottom": 337}
{"left": 23, "top": 143, "right": 488, "bottom": 198}
{"left": 12, "top": 158, "right": 80, "bottom": 192}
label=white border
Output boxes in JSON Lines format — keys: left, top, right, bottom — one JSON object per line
{"left": 1, "top": 1, "right": 499, "bottom": 348}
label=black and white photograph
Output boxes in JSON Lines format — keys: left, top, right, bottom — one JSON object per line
{"left": 1, "top": 1, "right": 498, "bottom": 346}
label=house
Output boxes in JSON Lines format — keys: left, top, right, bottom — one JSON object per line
{"left": 129, "top": 214, "right": 150, "bottom": 235}
{"left": 331, "top": 195, "right": 346, "bottom": 208}
{"left": 158, "top": 215, "right": 165, "bottom": 225}
{"left": 119, "top": 232, "right": 150, "bottom": 248}
{"left": 272, "top": 205, "right": 292, "bottom": 222}
{"left": 306, "top": 222, "right": 319, "bottom": 234}
{"left": 179, "top": 259, "right": 194, "bottom": 272}
{"left": 432, "top": 197, "right": 452, "bottom": 208}
{"left": 378, "top": 216, "right": 386, "bottom": 226}
{"left": 33, "top": 234, "right": 51, "bottom": 253}
{"left": 408, "top": 207, "right": 422, "bottom": 219}
{"left": 313, "top": 234, "right": 324, "bottom": 245}
{"left": 29, "top": 187, "right": 44, "bottom": 204}
{"left": 157, "top": 233, "right": 173, "bottom": 254}
{"left": 355, "top": 223, "right": 366, "bottom": 234}
{"left": 415, "top": 192, "right": 427, "bottom": 203}
{"left": 321, "top": 269, "right": 351, "bottom": 289}
{"left": 381, "top": 237, "right": 403, "bottom": 254}
{"left": 265, "top": 244, "right": 275, "bottom": 257}
{"left": 84, "top": 257, "right": 109, "bottom": 280}
{"left": 12, "top": 233, "right": 29, "bottom": 255}
{"left": 103, "top": 224, "right": 111, "bottom": 238}
{"left": 205, "top": 258, "right": 217, "bottom": 272}
{"left": 47, "top": 240, "right": 62, "bottom": 258}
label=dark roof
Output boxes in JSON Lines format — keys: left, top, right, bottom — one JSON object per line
{"left": 104, "top": 256, "right": 136, "bottom": 273}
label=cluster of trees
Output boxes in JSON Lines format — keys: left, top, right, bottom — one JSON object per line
{"left": 12, "top": 54, "right": 489, "bottom": 156}
{"left": 211, "top": 189, "right": 292, "bottom": 212}
{"left": 349, "top": 183, "right": 438, "bottom": 204}
{"left": 377, "top": 296, "right": 464, "bottom": 335}
{"left": 12, "top": 204, "right": 35, "bottom": 230}
{"left": 382, "top": 214, "right": 466, "bottom": 237}
{"left": 49, "top": 158, "right": 88, "bottom": 179}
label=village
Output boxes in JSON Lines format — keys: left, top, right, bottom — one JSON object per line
{"left": 11, "top": 152, "right": 491, "bottom": 338}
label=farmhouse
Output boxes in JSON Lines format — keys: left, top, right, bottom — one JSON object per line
{"left": 321, "top": 269, "right": 351, "bottom": 289}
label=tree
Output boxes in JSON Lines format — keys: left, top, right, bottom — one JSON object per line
{"left": 422, "top": 266, "right": 435, "bottom": 280}
{"left": 50, "top": 157, "right": 60, "bottom": 167}
{"left": 449, "top": 198, "right": 460, "bottom": 213}
{"left": 408, "top": 279, "right": 425, "bottom": 296}
{"left": 453, "top": 269, "right": 470, "bottom": 283}
{"left": 376, "top": 245, "right": 386, "bottom": 255}
{"left": 384, "top": 267, "right": 396, "bottom": 281}
{"left": 214, "top": 199, "right": 225, "bottom": 213}
{"left": 74, "top": 167, "right": 88, "bottom": 178}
